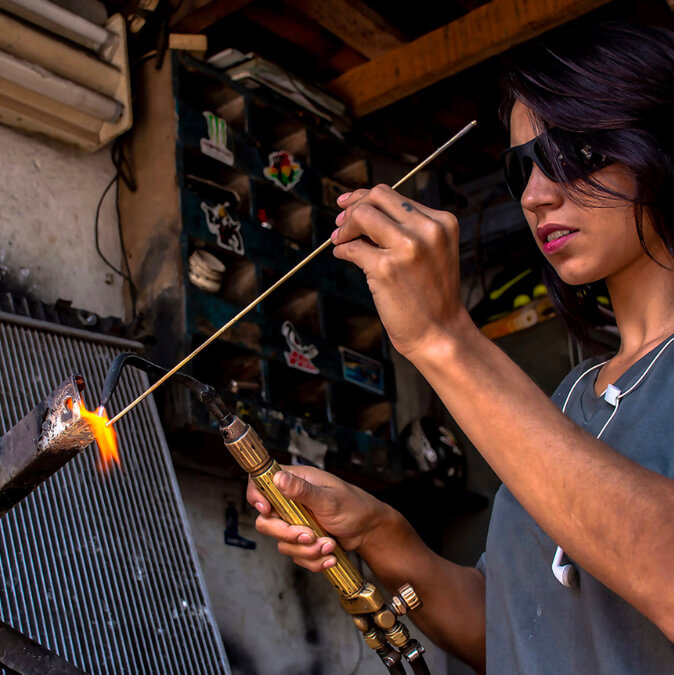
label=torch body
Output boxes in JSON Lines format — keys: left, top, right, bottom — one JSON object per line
{"left": 219, "top": 413, "right": 428, "bottom": 674}
{"left": 220, "top": 415, "right": 365, "bottom": 598}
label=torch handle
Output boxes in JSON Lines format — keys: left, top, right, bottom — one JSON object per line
{"left": 220, "top": 416, "right": 365, "bottom": 599}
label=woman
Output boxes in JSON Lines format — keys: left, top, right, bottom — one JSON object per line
{"left": 248, "top": 22, "right": 674, "bottom": 673}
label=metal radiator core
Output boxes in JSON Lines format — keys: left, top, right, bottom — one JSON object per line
{"left": 0, "top": 313, "right": 231, "bottom": 674}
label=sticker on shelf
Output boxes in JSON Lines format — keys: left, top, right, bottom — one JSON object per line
{"left": 201, "top": 111, "right": 234, "bottom": 166}
{"left": 263, "top": 151, "right": 303, "bottom": 191}
{"left": 282, "top": 320, "right": 319, "bottom": 374}
{"left": 201, "top": 201, "right": 245, "bottom": 255}
{"left": 339, "top": 347, "right": 384, "bottom": 394}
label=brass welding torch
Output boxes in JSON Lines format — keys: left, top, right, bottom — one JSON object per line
{"left": 220, "top": 415, "right": 429, "bottom": 675}
{"left": 101, "top": 354, "right": 430, "bottom": 675}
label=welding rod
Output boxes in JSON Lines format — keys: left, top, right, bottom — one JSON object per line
{"left": 106, "top": 120, "right": 477, "bottom": 427}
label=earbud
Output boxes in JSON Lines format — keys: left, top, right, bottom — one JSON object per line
{"left": 603, "top": 383, "right": 621, "bottom": 407}
{"left": 552, "top": 546, "right": 578, "bottom": 587}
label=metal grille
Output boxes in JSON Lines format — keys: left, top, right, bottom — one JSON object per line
{"left": 0, "top": 313, "right": 231, "bottom": 674}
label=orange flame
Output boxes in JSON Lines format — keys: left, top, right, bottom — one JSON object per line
{"left": 67, "top": 398, "right": 120, "bottom": 470}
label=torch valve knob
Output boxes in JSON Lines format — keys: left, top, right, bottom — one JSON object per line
{"left": 392, "top": 583, "right": 422, "bottom": 616}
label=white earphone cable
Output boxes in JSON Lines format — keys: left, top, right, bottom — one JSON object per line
{"left": 552, "top": 335, "right": 674, "bottom": 586}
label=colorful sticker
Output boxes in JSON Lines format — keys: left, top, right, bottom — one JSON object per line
{"left": 339, "top": 346, "right": 384, "bottom": 394}
{"left": 201, "top": 111, "right": 234, "bottom": 166}
{"left": 201, "top": 201, "right": 244, "bottom": 255}
{"left": 263, "top": 151, "right": 303, "bottom": 191}
{"left": 282, "top": 321, "right": 319, "bottom": 374}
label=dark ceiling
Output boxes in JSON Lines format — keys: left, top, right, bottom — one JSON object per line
{"left": 147, "top": 0, "right": 673, "bottom": 185}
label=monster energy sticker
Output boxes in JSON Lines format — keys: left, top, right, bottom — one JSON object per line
{"left": 201, "top": 201, "right": 244, "bottom": 255}
{"left": 263, "top": 151, "right": 303, "bottom": 191}
{"left": 282, "top": 321, "right": 319, "bottom": 374}
{"left": 201, "top": 111, "right": 234, "bottom": 166}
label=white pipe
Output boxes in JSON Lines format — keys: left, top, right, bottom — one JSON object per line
{"left": 0, "top": 49, "right": 122, "bottom": 122}
{"left": 0, "top": 0, "right": 112, "bottom": 55}
{"left": 0, "top": 13, "right": 121, "bottom": 97}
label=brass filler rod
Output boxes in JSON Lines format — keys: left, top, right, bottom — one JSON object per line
{"left": 107, "top": 120, "right": 477, "bottom": 427}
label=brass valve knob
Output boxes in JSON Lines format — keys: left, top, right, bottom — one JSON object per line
{"left": 391, "top": 583, "right": 422, "bottom": 616}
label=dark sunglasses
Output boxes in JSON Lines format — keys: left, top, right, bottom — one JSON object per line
{"left": 501, "top": 130, "right": 611, "bottom": 200}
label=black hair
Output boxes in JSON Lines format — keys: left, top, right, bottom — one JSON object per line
{"left": 501, "top": 21, "right": 674, "bottom": 342}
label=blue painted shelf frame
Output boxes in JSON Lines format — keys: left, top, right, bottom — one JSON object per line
{"left": 171, "top": 52, "right": 400, "bottom": 477}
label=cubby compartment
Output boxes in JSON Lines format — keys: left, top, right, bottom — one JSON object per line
{"left": 267, "top": 360, "right": 328, "bottom": 422}
{"left": 183, "top": 148, "right": 252, "bottom": 217}
{"left": 311, "top": 135, "right": 370, "bottom": 188}
{"left": 219, "top": 257, "right": 259, "bottom": 305}
{"left": 249, "top": 99, "right": 309, "bottom": 164}
{"left": 263, "top": 273, "right": 321, "bottom": 338}
{"left": 191, "top": 340, "right": 264, "bottom": 399}
{"left": 333, "top": 382, "right": 392, "bottom": 439}
{"left": 324, "top": 297, "right": 383, "bottom": 358}
{"left": 253, "top": 180, "right": 313, "bottom": 244}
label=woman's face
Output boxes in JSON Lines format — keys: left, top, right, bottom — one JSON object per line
{"left": 509, "top": 100, "right": 659, "bottom": 287}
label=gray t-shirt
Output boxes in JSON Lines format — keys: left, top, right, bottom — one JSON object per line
{"left": 477, "top": 337, "right": 674, "bottom": 673}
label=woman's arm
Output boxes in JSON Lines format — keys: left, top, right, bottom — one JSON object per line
{"left": 248, "top": 468, "right": 487, "bottom": 671}
{"left": 332, "top": 185, "right": 674, "bottom": 640}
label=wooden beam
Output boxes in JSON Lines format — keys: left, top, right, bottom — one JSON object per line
{"left": 286, "top": 0, "right": 407, "bottom": 59}
{"left": 329, "top": 0, "right": 613, "bottom": 117}
{"left": 243, "top": 3, "right": 366, "bottom": 73}
{"left": 170, "top": 0, "right": 254, "bottom": 33}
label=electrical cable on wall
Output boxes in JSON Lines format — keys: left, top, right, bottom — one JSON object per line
{"left": 93, "top": 138, "right": 137, "bottom": 320}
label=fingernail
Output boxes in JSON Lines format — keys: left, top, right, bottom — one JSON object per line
{"left": 337, "top": 192, "right": 351, "bottom": 203}
{"left": 320, "top": 541, "right": 333, "bottom": 555}
{"left": 330, "top": 228, "right": 340, "bottom": 242}
{"left": 254, "top": 502, "right": 265, "bottom": 513}
{"left": 335, "top": 210, "right": 345, "bottom": 225}
{"left": 298, "top": 533, "right": 313, "bottom": 544}
{"left": 322, "top": 557, "right": 336, "bottom": 569}
{"left": 275, "top": 471, "right": 290, "bottom": 490}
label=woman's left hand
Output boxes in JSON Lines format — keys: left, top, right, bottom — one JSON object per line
{"left": 331, "top": 185, "right": 471, "bottom": 359}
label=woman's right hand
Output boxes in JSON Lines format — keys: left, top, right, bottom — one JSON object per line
{"left": 246, "top": 465, "right": 392, "bottom": 573}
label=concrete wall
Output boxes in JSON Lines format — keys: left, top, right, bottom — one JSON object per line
{"left": 0, "top": 125, "right": 126, "bottom": 318}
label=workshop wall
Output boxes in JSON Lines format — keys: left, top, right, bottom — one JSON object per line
{"left": 0, "top": 125, "right": 126, "bottom": 318}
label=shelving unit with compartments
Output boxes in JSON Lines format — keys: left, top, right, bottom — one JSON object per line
{"left": 121, "top": 52, "right": 400, "bottom": 477}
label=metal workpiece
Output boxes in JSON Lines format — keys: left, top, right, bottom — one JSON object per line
{"left": 0, "top": 374, "right": 94, "bottom": 516}
{"left": 37, "top": 375, "right": 93, "bottom": 453}
{"left": 0, "top": 620, "right": 87, "bottom": 675}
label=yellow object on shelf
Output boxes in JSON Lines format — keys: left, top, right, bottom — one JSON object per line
{"left": 481, "top": 296, "right": 555, "bottom": 339}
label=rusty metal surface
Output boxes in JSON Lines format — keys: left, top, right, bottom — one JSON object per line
{"left": 0, "top": 620, "right": 86, "bottom": 675}
{"left": 0, "top": 376, "right": 94, "bottom": 517}
{"left": 37, "top": 375, "right": 93, "bottom": 454}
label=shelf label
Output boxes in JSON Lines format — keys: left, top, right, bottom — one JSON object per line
{"left": 282, "top": 321, "right": 319, "bottom": 374}
{"left": 339, "top": 346, "right": 384, "bottom": 394}
{"left": 201, "top": 111, "right": 235, "bottom": 166}
{"left": 263, "top": 151, "right": 303, "bottom": 191}
{"left": 201, "top": 201, "right": 245, "bottom": 255}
